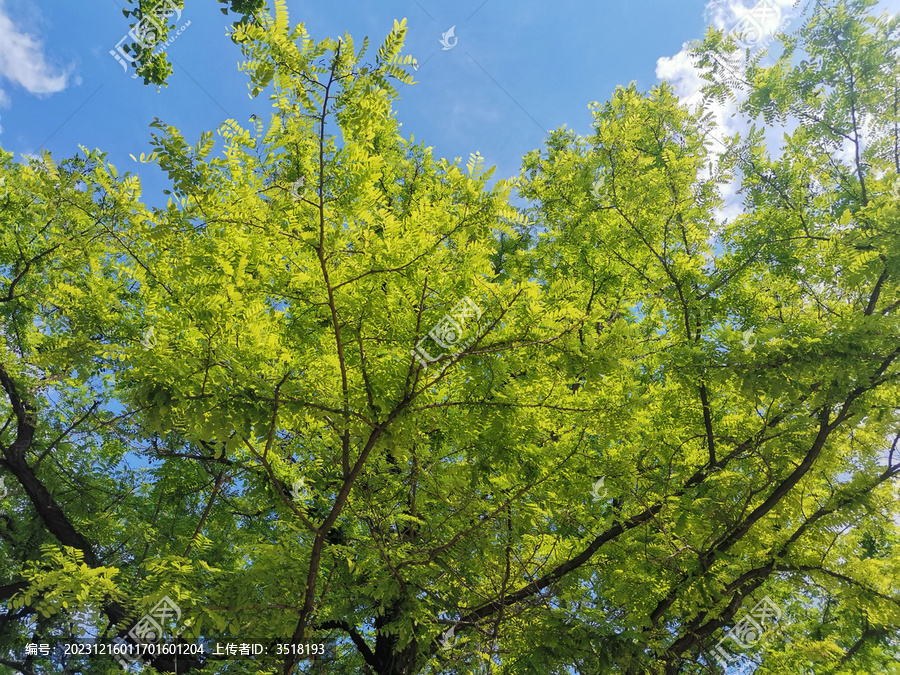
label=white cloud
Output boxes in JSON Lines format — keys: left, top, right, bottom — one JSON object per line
{"left": 657, "top": 0, "right": 899, "bottom": 226}
{"left": 654, "top": 1, "right": 813, "bottom": 225}
{"left": 656, "top": 49, "right": 705, "bottom": 98}
{"left": 656, "top": 44, "right": 740, "bottom": 169}
{"left": 0, "top": 0, "right": 70, "bottom": 110}
{"left": 656, "top": 0, "right": 809, "bottom": 136}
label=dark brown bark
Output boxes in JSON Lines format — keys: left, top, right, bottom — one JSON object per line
{"left": 0, "top": 364, "right": 200, "bottom": 672}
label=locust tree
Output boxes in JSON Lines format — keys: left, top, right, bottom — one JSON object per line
{"left": 1, "top": 1, "right": 899, "bottom": 674}
{"left": 115, "top": 0, "right": 263, "bottom": 85}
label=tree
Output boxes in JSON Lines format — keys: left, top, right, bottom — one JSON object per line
{"left": 117, "top": 0, "right": 265, "bottom": 85}
{"left": 1, "top": 1, "right": 898, "bottom": 673}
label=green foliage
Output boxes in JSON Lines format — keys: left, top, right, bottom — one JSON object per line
{"left": 1, "top": 1, "right": 899, "bottom": 674}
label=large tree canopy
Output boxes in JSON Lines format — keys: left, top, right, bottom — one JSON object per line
{"left": 1, "top": 1, "right": 899, "bottom": 673}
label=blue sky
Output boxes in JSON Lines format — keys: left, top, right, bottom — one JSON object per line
{"left": 1, "top": 0, "right": 898, "bottom": 206}
{"left": 0, "top": 0, "right": 719, "bottom": 204}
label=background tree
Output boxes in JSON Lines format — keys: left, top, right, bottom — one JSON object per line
{"left": 118, "top": 0, "right": 265, "bottom": 85}
{"left": 0, "top": 1, "right": 898, "bottom": 674}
